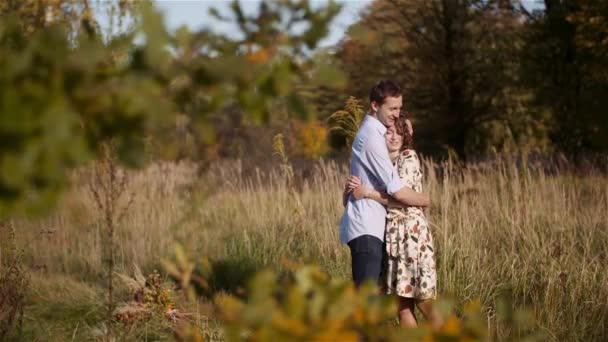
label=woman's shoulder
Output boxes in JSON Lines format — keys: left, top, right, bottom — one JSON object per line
{"left": 400, "top": 149, "right": 418, "bottom": 159}
{"left": 397, "top": 149, "right": 419, "bottom": 171}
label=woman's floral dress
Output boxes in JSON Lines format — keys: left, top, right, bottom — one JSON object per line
{"left": 382, "top": 149, "right": 437, "bottom": 300}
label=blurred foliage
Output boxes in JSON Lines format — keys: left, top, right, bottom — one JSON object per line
{"left": 152, "top": 234, "right": 553, "bottom": 341}
{"left": 159, "top": 244, "right": 543, "bottom": 341}
{"left": 0, "top": 4, "right": 169, "bottom": 217}
{"left": 0, "top": 0, "right": 139, "bottom": 38}
{"left": 213, "top": 263, "right": 507, "bottom": 341}
{"left": 215, "top": 265, "right": 395, "bottom": 341}
{"left": 297, "top": 49, "right": 349, "bottom": 118}
{"left": 162, "top": 0, "right": 344, "bottom": 162}
{"left": 292, "top": 120, "right": 329, "bottom": 159}
{"left": 162, "top": 244, "right": 218, "bottom": 308}
{"left": 0, "top": 0, "right": 345, "bottom": 218}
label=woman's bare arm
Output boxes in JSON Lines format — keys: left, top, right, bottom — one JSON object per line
{"left": 392, "top": 186, "right": 430, "bottom": 207}
{"left": 347, "top": 175, "right": 430, "bottom": 208}
{"left": 352, "top": 186, "right": 407, "bottom": 208}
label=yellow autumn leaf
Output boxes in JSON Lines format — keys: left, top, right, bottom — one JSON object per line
{"left": 215, "top": 293, "right": 244, "bottom": 322}
{"left": 312, "top": 330, "right": 359, "bottom": 342}
{"left": 440, "top": 315, "right": 461, "bottom": 336}
{"left": 271, "top": 312, "right": 308, "bottom": 337}
{"left": 247, "top": 48, "right": 270, "bottom": 64}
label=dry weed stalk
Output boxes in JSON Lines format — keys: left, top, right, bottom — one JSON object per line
{"left": 272, "top": 133, "right": 309, "bottom": 253}
{"left": 0, "top": 220, "right": 29, "bottom": 340}
{"left": 86, "top": 142, "right": 134, "bottom": 341}
{"left": 272, "top": 133, "right": 294, "bottom": 186}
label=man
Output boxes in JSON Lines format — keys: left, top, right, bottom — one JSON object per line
{"left": 339, "top": 80, "right": 430, "bottom": 287}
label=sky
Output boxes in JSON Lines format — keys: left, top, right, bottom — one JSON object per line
{"left": 152, "top": 0, "right": 544, "bottom": 48}
{"left": 95, "top": 1, "right": 544, "bottom": 49}
{"left": 152, "top": 0, "right": 372, "bottom": 48}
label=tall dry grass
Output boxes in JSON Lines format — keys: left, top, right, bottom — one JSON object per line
{"left": 17, "top": 156, "right": 608, "bottom": 340}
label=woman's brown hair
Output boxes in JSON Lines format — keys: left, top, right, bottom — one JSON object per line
{"left": 394, "top": 114, "right": 414, "bottom": 151}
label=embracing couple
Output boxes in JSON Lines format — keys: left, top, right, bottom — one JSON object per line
{"left": 339, "top": 80, "right": 442, "bottom": 328}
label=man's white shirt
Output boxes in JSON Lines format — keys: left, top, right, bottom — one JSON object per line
{"left": 339, "top": 115, "right": 405, "bottom": 244}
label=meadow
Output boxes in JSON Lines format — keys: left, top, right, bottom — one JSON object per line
{"left": 10, "top": 155, "right": 608, "bottom": 341}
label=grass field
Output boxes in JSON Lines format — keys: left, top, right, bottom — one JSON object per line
{"left": 8, "top": 156, "right": 608, "bottom": 341}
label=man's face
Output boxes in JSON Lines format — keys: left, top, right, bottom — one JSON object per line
{"left": 372, "top": 96, "right": 402, "bottom": 127}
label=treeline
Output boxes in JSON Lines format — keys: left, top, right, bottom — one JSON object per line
{"left": 319, "top": 0, "right": 608, "bottom": 159}
{"left": 182, "top": 0, "right": 608, "bottom": 163}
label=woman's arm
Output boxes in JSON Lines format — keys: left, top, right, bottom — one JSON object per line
{"left": 391, "top": 187, "right": 430, "bottom": 207}
{"left": 351, "top": 185, "right": 407, "bottom": 208}
{"left": 347, "top": 175, "right": 429, "bottom": 208}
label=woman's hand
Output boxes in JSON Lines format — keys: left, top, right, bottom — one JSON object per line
{"left": 345, "top": 175, "right": 371, "bottom": 200}
{"left": 346, "top": 175, "right": 361, "bottom": 191}
{"left": 405, "top": 118, "right": 413, "bottom": 136}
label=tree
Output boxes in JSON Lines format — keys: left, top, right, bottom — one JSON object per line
{"left": 156, "top": 0, "right": 343, "bottom": 161}
{"left": 0, "top": 0, "right": 344, "bottom": 217}
{"left": 336, "top": 0, "right": 538, "bottom": 158}
{"left": 523, "top": 0, "right": 608, "bottom": 155}
{"left": 0, "top": 0, "right": 138, "bottom": 38}
{"left": 0, "top": 8, "right": 167, "bottom": 217}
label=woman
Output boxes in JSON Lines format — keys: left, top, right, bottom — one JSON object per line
{"left": 344, "top": 115, "right": 441, "bottom": 329}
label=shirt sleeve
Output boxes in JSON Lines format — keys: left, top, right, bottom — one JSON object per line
{"left": 361, "top": 137, "right": 404, "bottom": 195}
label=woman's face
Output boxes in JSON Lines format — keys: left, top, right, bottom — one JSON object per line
{"left": 385, "top": 125, "right": 403, "bottom": 153}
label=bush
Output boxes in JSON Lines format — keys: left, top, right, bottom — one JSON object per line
{"left": 214, "top": 263, "right": 490, "bottom": 341}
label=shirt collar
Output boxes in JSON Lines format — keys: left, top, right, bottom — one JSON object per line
{"left": 364, "top": 114, "right": 387, "bottom": 135}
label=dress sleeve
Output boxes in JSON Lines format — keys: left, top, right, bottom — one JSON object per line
{"left": 397, "top": 150, "right": 419, "bottom": 189}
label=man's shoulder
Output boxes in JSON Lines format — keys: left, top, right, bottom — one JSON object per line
{"left": 355, "top": 119, "right": 372, "bottom": 135}
{"left": 354, "top": 119, "right": 382, "bottom": 146}
{"left": 357, "top": 127, "right": 384, "bottom": 150}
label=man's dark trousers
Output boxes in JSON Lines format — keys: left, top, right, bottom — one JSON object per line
{"left": 347, "top": 234, "right": 384, "bottom": 287}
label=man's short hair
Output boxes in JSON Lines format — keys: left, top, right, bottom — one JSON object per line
{"left": 369, "top": 80, "right": 402, "bottom": 106}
